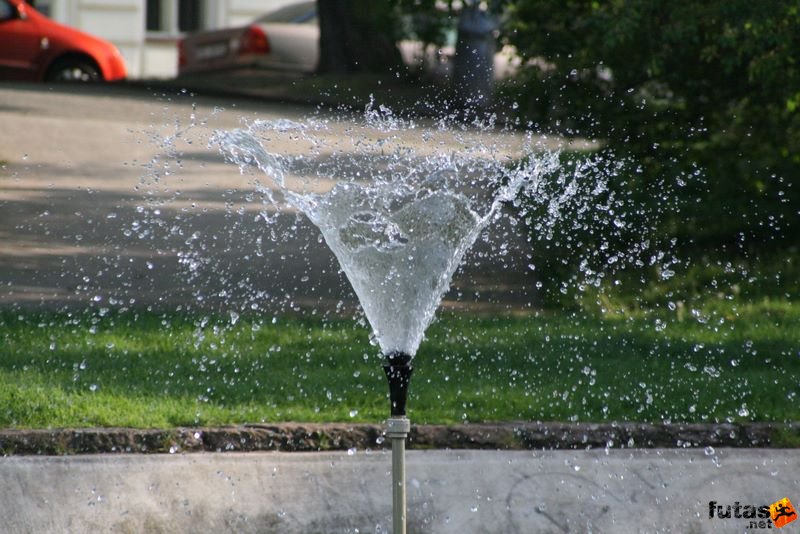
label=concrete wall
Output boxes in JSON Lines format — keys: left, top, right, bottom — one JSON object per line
{"left": 2, "top": 449, "right": 798, "bottom": 533}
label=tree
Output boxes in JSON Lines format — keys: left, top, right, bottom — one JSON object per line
{"left": 316, "top": 0, "right": 404, "bottom": 74}
{"left": 504, "top": 0, "right": 800, "bottom": 245}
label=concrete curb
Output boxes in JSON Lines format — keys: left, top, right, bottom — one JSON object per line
{"left": 2, "top": 449, "right": 799, "bottom": 533}
{"left": 122, "top": 77, "right": 316, "bottom": 108}
{"left": 2, "top": 422, "right": 797, "bottom": 455}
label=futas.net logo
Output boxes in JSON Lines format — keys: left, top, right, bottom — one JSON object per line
{"left": 709, "top": 498, "right": 797, "bottom": 529}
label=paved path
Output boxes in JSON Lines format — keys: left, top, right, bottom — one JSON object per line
{"left": 0, "top": 83, "right": 540, "bottom": 313}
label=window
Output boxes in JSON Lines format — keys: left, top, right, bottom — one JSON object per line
{"left": 30, "top": 0, "right": 52, "bottom": 17}
{"left": 146, "top": 0, "right": 204, "bottom": 34}
{"left": 0, "top": 0, "right": 15, "bottom": 21}
{"left": 145, "top": 0, "right": 163, "bottom": 32}
{"left": 255, "top": 2, "right": 316, "bottom": 24}
{"left": 178, "top": 0, "right": 202, "bottom": 32}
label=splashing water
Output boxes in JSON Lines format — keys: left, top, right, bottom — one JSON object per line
{"left": 211, "top": 112, "right": 565, "bottom": 356}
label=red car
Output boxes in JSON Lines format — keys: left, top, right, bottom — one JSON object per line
{"left": 0, "top": 0, "right": 127, "bottom": 81}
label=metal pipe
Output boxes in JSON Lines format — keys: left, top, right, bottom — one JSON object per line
{"left": 383, "top": 352, "right": 413, "bottom": 533}
{"left": 383, "top": 352, "right": 413, "bottom": 417}
{"left": 386, "top": 416, "right": 410, "bottom": 534}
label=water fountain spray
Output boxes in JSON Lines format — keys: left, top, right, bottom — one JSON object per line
{"left": 212, "top": 114, "right": 566, "bottom": 533}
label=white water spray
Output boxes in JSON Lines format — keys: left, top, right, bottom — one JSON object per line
{"left": 212, "top": 115, "right": 561, "bottom": 356}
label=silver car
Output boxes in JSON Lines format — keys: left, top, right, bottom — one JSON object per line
{"left": 178, "top": 2, "right": 318, "bottom": 74}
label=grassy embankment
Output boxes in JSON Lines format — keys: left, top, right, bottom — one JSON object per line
{"left": 1, "top": 290, "right": 797, "bottom": 428}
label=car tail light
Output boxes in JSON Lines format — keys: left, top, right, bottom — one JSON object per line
{"left": 178, "top": 39, "right": 187, "bottom": 67}
{"left": 239, "top": 25, "right": 269, "bottom": 55}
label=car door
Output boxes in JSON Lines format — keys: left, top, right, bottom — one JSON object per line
{"left": 0, "top": 0, "right": 43, "bottom": 80}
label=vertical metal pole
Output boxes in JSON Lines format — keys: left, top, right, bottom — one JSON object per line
{"left": 383, "top": 352, "right": 413, "bottom": 534}
{"left": 386, "top": 417, "right": 410, "bottom": 534}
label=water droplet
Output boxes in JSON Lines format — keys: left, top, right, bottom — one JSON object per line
{"left": 703, "top": 366, "right": 720, "bottom": 378}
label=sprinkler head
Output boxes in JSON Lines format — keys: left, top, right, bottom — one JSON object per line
{"left": 383, "top": 352, "right": 413, "bottom": 417}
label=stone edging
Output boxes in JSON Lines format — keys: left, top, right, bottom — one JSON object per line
{"left": 0, "top": 422, "right": 797, "bottom": 456}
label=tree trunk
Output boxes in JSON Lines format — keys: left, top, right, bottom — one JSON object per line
{"left": 317, "top": 0, "right": 403, "bottom": 74}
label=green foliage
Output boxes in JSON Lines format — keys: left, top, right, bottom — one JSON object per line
{"left": 503, "top": 0, "right": 799, "bottom": 244}
{"left": 396, "top": 0, "right": 457, "bottom": 47}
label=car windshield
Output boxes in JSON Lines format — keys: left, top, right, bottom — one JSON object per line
{"left": 0, "top": 0, "right": 16, "bottom": 21}
{"left": 255, "top": 2, "right": 316, "bottom": 24}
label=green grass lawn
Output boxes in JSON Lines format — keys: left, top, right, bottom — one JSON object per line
{"left": 1, "top": 300, "right": 797, "bottom": 429}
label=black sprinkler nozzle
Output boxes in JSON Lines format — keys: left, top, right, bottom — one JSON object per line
{"left": 383, "top": 352, "right": 413, "bottom": 417}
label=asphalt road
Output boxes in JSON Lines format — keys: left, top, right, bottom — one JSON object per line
{"left": 0, "top": 82, "right": 541, "bottom": 315}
